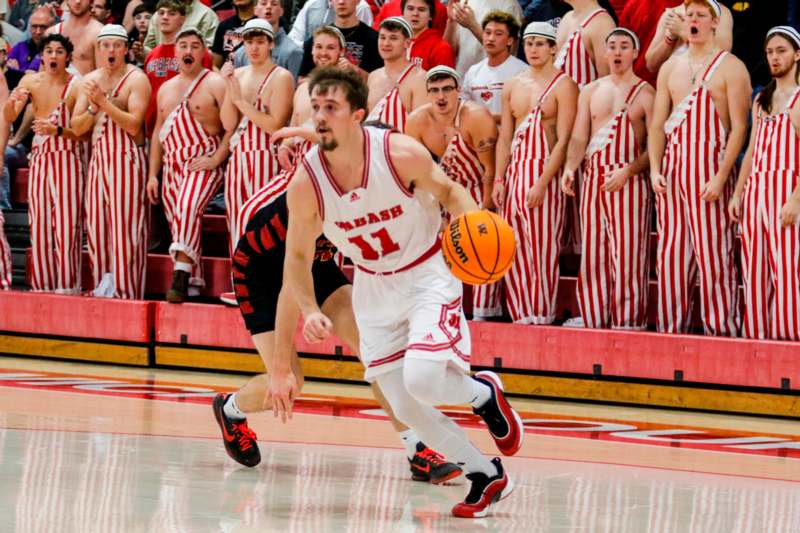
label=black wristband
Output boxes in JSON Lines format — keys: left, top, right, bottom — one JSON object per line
{"left": 56, "top": 126, "right": 63, "bottom": 136}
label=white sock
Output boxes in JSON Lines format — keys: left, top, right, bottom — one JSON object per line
{"left": 174, "top": 261, "right": 192, "bottom": 273}
{"left": 223, "top": 393, "right": 246, "bottom": 421}
{"left": 469, "top": 378, "right": 491, "bottom": 409}
{"left": 399, "top": 429, "right": 421, "bottom": 459}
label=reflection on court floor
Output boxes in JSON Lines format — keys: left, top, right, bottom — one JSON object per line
{"left": 0, "top": 358, "right": 798, "bottom": 532}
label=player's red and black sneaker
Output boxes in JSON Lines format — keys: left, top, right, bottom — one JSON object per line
{"left": 451, "top": 458, "right": 513, "bottom": 518}
{"left": 212, "top": 393, "right": 261, "bottom": 467}
{"left": 472, "top": 371, "right": 524, "bottom": 456}
{"left": 408, "top": 442, "right": 462, "bottom": 484}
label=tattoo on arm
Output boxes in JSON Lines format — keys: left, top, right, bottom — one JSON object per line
{"left": 476, "top": 137, "right": 497, "bottom": 153}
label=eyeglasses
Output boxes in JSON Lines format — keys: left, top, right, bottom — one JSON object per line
{"left": 427, "top": 86, "right": 457, "bottom": 95}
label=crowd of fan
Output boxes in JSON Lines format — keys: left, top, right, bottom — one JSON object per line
{"left": 0, "top": 0, "right": 797, "bottom": 341}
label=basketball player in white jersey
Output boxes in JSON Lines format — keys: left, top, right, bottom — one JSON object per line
{"left": 648, "top": 0, "right": 750, "bottom": 336}
{"left": 274, "top": 67, "right": 524, "bottom": 518}
{"left": 147, "top": 28, "right": 231, "bottom": 303}
{"left": 4, "top": 34, "right": 85, "bottom": 294}
{"left": 72, "top": 25, "right": 151, "bottom": 300}
{"left": 366, "top": 17, "right": 426, "bottom": 132}
{"left": 220, "top": 19, "right": 294, "bottom": 254}
{"left": 645, "top": 0, "right": 732, "bottom": 75}
{"left": 729, "top": 26, "right": 800, "bottom": 341}
{"left": 405, "top": 65, "right": 502, "bottom": 318}
{"left": 494, "top": 22, "right": 578, "bottom": 325}
{"left": 46, "top": 0, "right": 103, "bottom": 75}
{"left": 562, "top": 28, "right": 654, "bottom": 330}
{"left": 554, "top": 0, "right": 615, "bottom": 87}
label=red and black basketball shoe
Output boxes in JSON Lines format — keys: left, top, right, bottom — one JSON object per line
{"left": 408, "top": 442, "right": 462, "bottom": 484}
{"left": 212, "top": 394, "right": 261, "bottom": 467}
{"left": 451, "top": 458, "right": 513, "bottom": 518}
{"left": 472, "top": 371, "right": 524, "bottom": 456}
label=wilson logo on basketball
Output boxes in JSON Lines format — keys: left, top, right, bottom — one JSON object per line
{"left": 448, "top": 221, "right": 469, "bottom": 264}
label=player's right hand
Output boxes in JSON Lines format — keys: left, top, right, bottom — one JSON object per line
{"left": 303, "top": 312, "right": 333, "bottom": 343}
{"left": 146, "top": 176, "right": 160, "bottom": 205}
{"left": 651, "top": 172, "right": 667, "bottom": 194}
{"left": 728, "top": 193, "right": 742, "bottom": 222}
{"left": 268, "top": 369, "right": 299, "bottom": 423}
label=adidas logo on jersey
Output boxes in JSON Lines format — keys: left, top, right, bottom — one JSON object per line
{"left": 422, "top": 333, "right": 434, "bottom": 342}
{"left": 349, "top": 191, "right": 360, "bottom": 202}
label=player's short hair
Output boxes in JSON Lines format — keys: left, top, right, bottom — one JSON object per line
{"left": 313, "top": 25, "right": 346, "bottom": 49}
{"left": 481, "top": 10, "right": 520, "bottom": 40}
{"left": 401, "top": 0, "right": 435, "bottom": 27}
{"left": 41, "top": 33, "right": 74, "bottom": 56}
{"left": 606, "top": 27, "right": 639, "bottom": 49}
{"left": 309, "top": 66, "right": 368, "bottom": 113}
{"left": 156, "top": 0, "right": 187, "bottom": 15}
{"left": 133, "top": 3, "right": 153, "bottom": 17}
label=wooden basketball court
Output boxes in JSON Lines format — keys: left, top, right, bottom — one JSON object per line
{"left": 0, "top": 356, "right": 798, "bottom": 531}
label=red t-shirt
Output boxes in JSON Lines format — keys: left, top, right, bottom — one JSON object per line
{"left": 143, "top": 43, "right": 214, "bottom": 134}
{"left": 373, "top": 0, "right": 447, "bottom": 36}
{"left": 409, "top": 27, "right": 455, "bottom": 70}
{"left": 619, "top": 0, "right": 681, "bottom": 86}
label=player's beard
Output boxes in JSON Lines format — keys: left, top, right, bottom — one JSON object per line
{"left": 771, "top": 61, "right": 796, "bottom": 79}
{"left": 320, "top": 138, "right": 339, "bottom": 151}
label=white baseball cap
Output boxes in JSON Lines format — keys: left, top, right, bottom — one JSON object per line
{"left": 97, "top": 24, "right": 129, "bottom": 42}
{"left": 241, "top": 18, "right": 274, "bottom": 40}
{"left": 426, "top": 65, "right": 462, "bottom": 87}
{"left": 523, "top": 22, "right": 556, "bottom": 42}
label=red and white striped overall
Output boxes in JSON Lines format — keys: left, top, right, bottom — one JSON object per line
{"left": 578, "top": 80, "right": 651, "bottom": 329}
{"left": 554, "top": 8, "right": 606, "bottom": 89}
{"left": 440, "top": 101, "right": 501, "bottom": 318}
{"left": 159, "top": 69, "right": 224, "bottom": 287}
{"left": 741, "top": 86, "right": 800, "bottom": 340}
{"left": 28, "top": 76, "right": 84, "bottom": 294}
{"left": 657, "top": 51, "right": 738, "bottom": 335}
{"left": 555, "top": 9, "right": 607, "bottom": 253}
{"left": 85, "top": 68, "right": 149, "bottom": 299}
{"left": 0, "top": 210, "right": 10, "bottom": 289}
{"left": 502, "top": 73, "right": 566, "bottom": 324}
{"left": 365, "top": 63, "right": 416, "bottom": 132}
{"left": 225, "top": 66, "right": 282, "bottom": 253}
{"left": 233, "top": 139, "right": 312, "bottom": 249}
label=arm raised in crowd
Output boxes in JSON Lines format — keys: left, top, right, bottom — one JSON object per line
{"left": 3, "top": 75, "right": 31, "bottom": 124}
{"left": 225, "top": 68, "right": 295, "bottom": 134}
{"left": 646, "top": 7, "right": 733, "bottom": 74}
{"left": 526, "top": 77, "right": 578, "bottom": 208}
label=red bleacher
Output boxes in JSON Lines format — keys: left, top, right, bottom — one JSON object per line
{"left": 4, "top": 167, "right": 799, "bottom": 401}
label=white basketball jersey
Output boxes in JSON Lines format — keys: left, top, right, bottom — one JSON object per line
{"left": 302, "top": 126, "right": 441, "bottom": 273}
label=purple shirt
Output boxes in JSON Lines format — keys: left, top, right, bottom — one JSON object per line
{"left": 9, "top": 40, "right": 40, "bottom": 73}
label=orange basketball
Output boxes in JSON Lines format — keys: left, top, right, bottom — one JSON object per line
{"left": 441, "top": 210, "right": 516, "bottom": 285}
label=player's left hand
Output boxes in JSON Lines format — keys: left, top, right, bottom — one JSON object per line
{"left": 189, "top": 155, "right": 218, "bottom": 171}
{"left": 303, "top": 311, "right": 333, "bottom": 343}
{"left": 268, "top": 369, "right": 299, "bottom": 423}
{"left": 526, "top": 182, "right": 546, "bottom": 208}
{"left": 700, "top": 176, "right": 725, "bottom": 202}
{"left": 601, "top": 167, "right": 629, "bottom": 192}
{"left": 780, "top": 197, "right": 800, "bottom": 227}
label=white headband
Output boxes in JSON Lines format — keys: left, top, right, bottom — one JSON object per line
{"left": 523, "top": 21, "right": 557, "bottom": 42}
{"left": 606, "top": 27, "right": 640, "bottom": 49}
{"left": 767, "top": 26, "right": 800, "bottom": 49}
{"left": 380, "top": 16, "right": 413, "bottom": 39}
{"left": 684, "top": 0, "right": 721, "bottom": 19}
{"left": 426, "top": 65, "right": 462, "bottom": 87}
